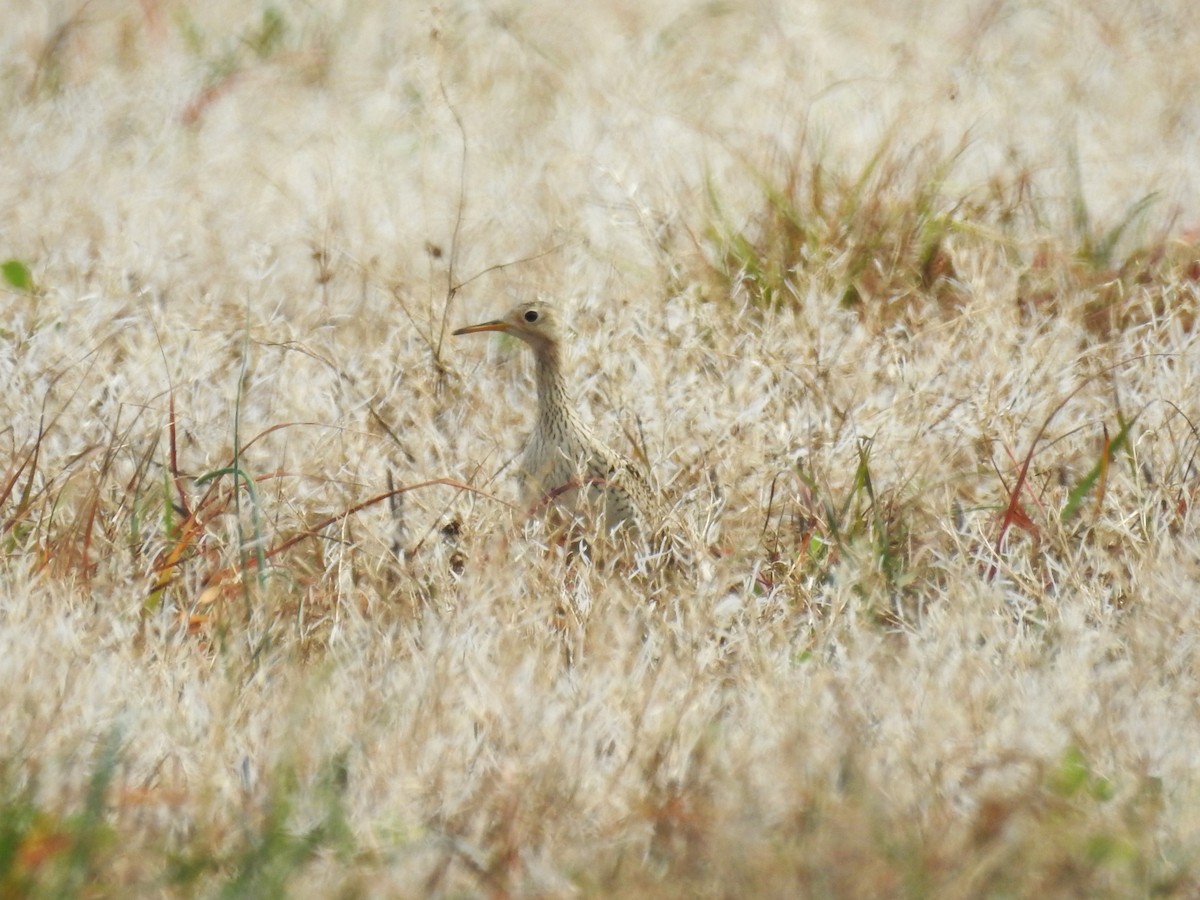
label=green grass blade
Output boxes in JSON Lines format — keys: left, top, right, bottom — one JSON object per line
{"left": 1060, "top": 416, "right": 1136, "bottom": 523}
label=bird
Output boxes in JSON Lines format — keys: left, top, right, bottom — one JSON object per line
{"left": 452, "top": 300, "right": 662, "bottom": 543}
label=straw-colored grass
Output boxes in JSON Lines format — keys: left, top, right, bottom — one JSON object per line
{"left": 2, "top": 0, "right": 1199, "bottom": 895}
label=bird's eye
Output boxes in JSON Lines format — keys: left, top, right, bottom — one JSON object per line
{"left": 523, "top": 309, "right": 539, "bottom": 323}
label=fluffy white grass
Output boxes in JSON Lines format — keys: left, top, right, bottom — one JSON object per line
{"left": 1, "top": 0, "right": 1199, "bottom": 894}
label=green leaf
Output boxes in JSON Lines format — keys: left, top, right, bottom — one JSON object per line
{"left": 1051, "top": 745, "right": 1090, "bottom": 798}
{"left": 1, "top": 259, "right": 33, "bottom": 292}
{"left": 1061, "top": 415, "right": 1136, "bottom": 523}
{"left": 1084, "top": 833, "right": 1135, "bottom": 865}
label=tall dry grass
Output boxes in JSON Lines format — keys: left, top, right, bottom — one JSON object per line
{"left": 1, "top": 0, "right": 1199, "bottom": 895}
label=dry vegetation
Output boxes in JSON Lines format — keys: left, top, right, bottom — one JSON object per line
{"left": 2, "top": 0, "right": 1200, "bottom": 896}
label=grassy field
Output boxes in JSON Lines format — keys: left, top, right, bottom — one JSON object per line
{"left": 2, "top": 0, "right": 1199, "bottom": 896}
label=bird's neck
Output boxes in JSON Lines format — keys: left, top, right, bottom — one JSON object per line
{"left": 534, "top": 345, "right": 578, "bottom": 428}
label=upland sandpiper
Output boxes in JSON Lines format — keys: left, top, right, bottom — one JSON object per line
{"left": 453, "top": 300, "right": 661, "bottom": 541}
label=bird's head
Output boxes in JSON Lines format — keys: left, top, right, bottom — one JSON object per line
{"left": 452, "top": 300, "right": 562, "bottom": 355}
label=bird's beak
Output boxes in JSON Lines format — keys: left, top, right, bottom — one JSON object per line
{"left": 452, "top": 319, "right": 510, "bottom": 336}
